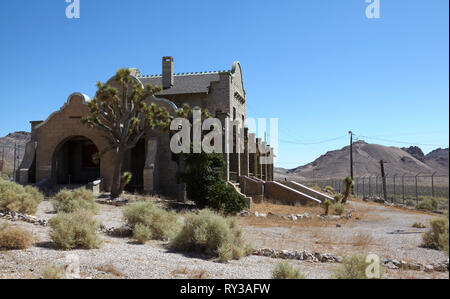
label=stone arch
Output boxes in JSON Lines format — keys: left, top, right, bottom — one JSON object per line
{"left": 51, "top": 135, "right": 101, "bottom": 185}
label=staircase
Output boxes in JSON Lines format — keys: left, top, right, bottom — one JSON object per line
{"left": 232, "top": 176, "right": 329, "bottom": 208}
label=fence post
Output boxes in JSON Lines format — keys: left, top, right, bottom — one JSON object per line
{"left": 431, "top": 172, "right": 436, "bottom": 198}
{"left": 415, "top": 172, "right": 421, "bottom": 203}
{"left": 368, "top": 176, "right": 371, "bottom": 197}
{"left": 402, "top": 174, "right": 405, "bottom": 203}
{"left": 393, "top": 175, "right": 397, "bottom": 203}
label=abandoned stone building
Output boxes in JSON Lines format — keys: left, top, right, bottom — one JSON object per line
{"left": 17, "top": 57, "right": 280, "bottom": 202}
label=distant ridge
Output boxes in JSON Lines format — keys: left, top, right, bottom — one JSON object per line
{"left": 275, "top": 141, "right": 449, "bottom": 180}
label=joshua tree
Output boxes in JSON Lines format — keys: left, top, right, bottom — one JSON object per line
{"left": 324, "top": 199, "right": 331, "bottom": 216}
{"left": 82, "top": 69, "right": 174, "bottom": 198}
{"left": 341, "top": 176, "right": 354, "bottom": 204}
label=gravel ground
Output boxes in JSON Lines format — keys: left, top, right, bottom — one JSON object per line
{"left": 0, "top": 199, "right": 448, "bottom": 279}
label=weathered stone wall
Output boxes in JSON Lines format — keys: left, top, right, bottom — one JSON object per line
{"left": 264, "top": 181, "right": 321, "bottom": 206}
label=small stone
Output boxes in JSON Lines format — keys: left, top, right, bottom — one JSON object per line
{"left": 289, "top": 215, "right": 298, "bottom": 221}
{"left": 408, "top": 262, "right": 422, "bottom": 271}
{"left": 424, "top": 265, "right": 434, "bottom": 273}
{"left": 336, "top": 224, "right": 342, "bottom": 228}
{"left": 433, "top": 263, "right": 447, "bottom": 272}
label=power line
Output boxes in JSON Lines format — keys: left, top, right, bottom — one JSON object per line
{"left": 354, "top": 134, "right": 449, "bottom": 147}
{"left": 279, "top": 135, "right": 347, "bottom": 145}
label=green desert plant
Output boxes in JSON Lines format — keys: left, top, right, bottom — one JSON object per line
{"left": 0, "top": 225, "right": 34, "bottom": 250}
{"left": 323, "top": 185, "right": 335, "bottom": 194}
{"left": 333, "top": 203, "right": 345, "bottom": 215}
{"left": 272, "top": 261, "right": 306, "bottom": 279}
{"left": 415, "top": 198, "right": 438, "bottom": 211}
{"left": 422, "top": 218, "right": 449, "bottom": 254}
{"left": 170, "top": 209, "right": 251, "bottom": 262}
{"left": 49, "top": 211, "right": 101, "bottom": 250}
{"left": 41, "top": 264, "right": 66, "bottom": 279}
{"left": 333, "top": 194, "right": 343, "bottom": 203}
{"left": 341, "top": 176, "right": 354, "bottom": 204}
{"left": 52, "top": 188, "right": 99, "bottom": 214}
{"left": 332, "top": 254, "right": 383, "bottom": 279}
{"left": 0, "top": 178, "right": 43, "bottom": 214}
{"left": 323, "top": 199, "right": 331, "bottom": 216}
{"left": 132, "top": 223, "right": 153, "bottom": 244}
{"left": 178, "top": 152, "right": 247, "bottom": 214}
{"left": 122, "top": 201, "right": 179, "bottom": 241}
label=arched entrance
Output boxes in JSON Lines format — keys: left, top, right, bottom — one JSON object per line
{"left": 52, "top": 136, "right": 100, "bottom": 185}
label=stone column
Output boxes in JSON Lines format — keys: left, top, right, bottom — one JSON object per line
{"left": 240, "top": 128, "right": 249, "bottom": 177}
{"left": 143, "top": 137, "right": 158, "bottom": 193}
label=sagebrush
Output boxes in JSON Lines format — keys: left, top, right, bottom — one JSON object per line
{"left": 332, "top": 254, "right": 383, "bottom": 279}
{"left": 52, "top": 187, "right": 98, "bottom": 213}
{"left": 123, "top": 201, "right": 179, "bottom": 241}
{"left": 170, "top": 209, "right": 252, "bottom": 262}
{"left": 0, "top": 178, "right": 43, "bottom": 214}
{"left": 49, "top": 211, "right": 101, "bottom": 250}
{"left": 422, "top": 217, "right": 449, "bottom": 255}
{"left": 0, "top": 224, "right": 34, "bottom": 250}
{"left": 272, "top": 261, "right": 306, "bottom": 279}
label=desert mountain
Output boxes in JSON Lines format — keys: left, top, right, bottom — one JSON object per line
{"left": 276, "top": 141, "right": 449, "bottom": 180}
{"left": 0, "top": 131, "right": 31, "bottom": 171}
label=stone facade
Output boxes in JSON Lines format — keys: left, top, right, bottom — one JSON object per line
{"left": 18, "top": 57, "right": 275, "bottom": 201}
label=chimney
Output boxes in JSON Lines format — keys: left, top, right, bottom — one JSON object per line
{"left": 162, "top": 56, "right": 174, "bottom": 89}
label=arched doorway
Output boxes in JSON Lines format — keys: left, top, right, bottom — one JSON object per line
{"left": 52, "top": 136, "right": 100, "bottom": 185}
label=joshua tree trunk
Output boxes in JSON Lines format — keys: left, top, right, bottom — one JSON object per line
{"left": 110, "top": 148, "right": 126, "bottom": 199}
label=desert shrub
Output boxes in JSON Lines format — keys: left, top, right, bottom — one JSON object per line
{"left": 209, "top": 182, "right": 247, "bottom": 215}
{"left": 41, "top": 264, "right": 65, "bottom": 279}
{"left": 52, "top": 188, "right": 98, "bottom": 214}
{"left": 405, "top": 200, "right": 415, "bottom": 207}
{"left": 272, "top": 261, "right": 306, "bottom": 279}
{"left": 333, "top": 203, "right": 345, "bottom": 215}
{"left": 49, "top": 211, "right": 101, "bottom": 250}
{"left": 122, "top": 201, "right": 179, "bottom": 241}
{"left": 412, "top": 222, "right": 426, "bottom": 228}
{"left": 333, "top": 194, "right": 343, "bottom": 203}
{"left": 422, "top": 218, "right": 449, "bottom": 253}
{"left": 132, "top": 223, "right": 153, "bottom": 244}
{"left": 170, "top": 209, "right": 251, "bottom": 262}
{"left": 0, "top": 225, "right": 34, "bottom": 250}
{"left": 332, "top": 254, "right": 383, "bottom": 279}
{"left": 178, "top": 152, "right": 247, "bottom": 214}
{"left": 416, "top": 198, "right": 438, "bottom": 211}
{"left": 323, "top": 185, "right": 334, "bottom": 194}
{"left": 0, "top": 179, "right": 43, "bottom": 214}
{"left": 323, "top": 199, "right": 331, "bottom": 215}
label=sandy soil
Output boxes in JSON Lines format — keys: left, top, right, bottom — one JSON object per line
{"left": 0, "top": 198, "right": 448, "bottom": 279}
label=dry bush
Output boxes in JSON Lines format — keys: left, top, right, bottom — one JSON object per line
{"left": 49, "top": 211, "right": 101, "bottom": 250}
{"left": 52, "top": 188, "right": 98, "bottom": 214}
{"left": 96, "top": 263, "right": 124, "bottom": 277}
{"left": 422, "top": 218, "right": 449, "bottom": 254}
{"left": 41, "top": 264, "right": 65, "bottom": 279}
{"left": 412, "top": 222, "right": 426, "bottom": 229}
{"left": 351, "top": 232, "right": 374, "bottom": 247}
{"left": 333, "top": 203, "right": 345, "bottom": 215}
{"left": 272, "top": 261, "right": 306, "bottom": 279}
{"left": 132, "top": 223, "right": 153, "bottom": 244}
{"left": 123, "top": 201, "right": 179, "bottom": 241}
{"left": 0, "top": 178, "right": 43, "bottom": 214}
{"left": 170, "top": 209, "right": 252, "bottom": 262}
{"left": 416, "top": 198, "right": 438, "bottom": 211}
{"left": 190, "top": 269, "right": 209, "bottom": 279}
{"left": 331, "top": 254, "right": 383, "bottom": 279}
{"left": 0, "top": 224, "right": 34, "bottom": 250}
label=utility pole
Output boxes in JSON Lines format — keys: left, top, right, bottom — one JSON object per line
{"left": 380, "top": 160, "right": 387, "bottom": 201}
{"left": 349, "top": 131, "right": 353, "bottom": 180}
{"left": 13, "top": 144, "right": 17, "bottom": 181}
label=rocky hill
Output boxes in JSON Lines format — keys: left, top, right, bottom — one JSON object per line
{"left": 0, "top": 132, "right": 31, "bottom": 172}
{"left": 276, "top": 141, "right": 449, "bottom": 180}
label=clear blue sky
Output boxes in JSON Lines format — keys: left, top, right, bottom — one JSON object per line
{"left": 0, "top": 0, "right": 448, "bottom": 169}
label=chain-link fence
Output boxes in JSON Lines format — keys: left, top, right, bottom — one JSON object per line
{"left": 293, "top": 173, "right": 449, "bottom": 206}
{"left": 0, "top": 144, "right": 25, "bottom": 180}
